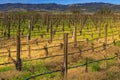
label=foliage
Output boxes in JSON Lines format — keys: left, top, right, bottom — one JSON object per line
{"left": 116, "top": 41, "right": 120, "bottom": 46}
{"left": 89, "top": 62, "right": 101, "bottom": 71}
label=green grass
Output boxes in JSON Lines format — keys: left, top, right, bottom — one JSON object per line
{"left": 116, "top": 41, "right": 120, "bottom": 46}
{"left": 89, "top": 62, "right": 101, "bottom": 71}
{"left": 0, "top": 66, "right": 13, "bottom": 73}
{"left": 0, "top": 60, "right": 61, "bottom": 80}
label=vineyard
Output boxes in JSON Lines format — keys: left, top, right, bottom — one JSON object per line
{"left": 0, "top": 12, "right": 120, "bottom": 80}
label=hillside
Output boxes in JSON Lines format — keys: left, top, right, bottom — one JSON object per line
{"left": 0, "top": 2, "right": 120, "bottom": 13}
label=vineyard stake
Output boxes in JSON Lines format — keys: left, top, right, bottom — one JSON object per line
{"left": 16, "top": 16, "right": 22, "bottom": 71}
{"left": 44, "top": 44, "right": 48, "bottom": 57}
{"left": 63, "top": 33, "right": 68, "bottom": 80}
{"left": 50, "top": 20, "right": 53, "bottom": 43}
{"left": 85, "top": 57, "right": 88, "bottom": 72}
{"left": 105, "top": 24, "right": 108, "bottom": 44}
{"left": 73, "top": 23, "right": 77, "bottom": 47}
{"left": 27, "top": 20, "right": 31, "bottom": 40}
{"left": 8, "top": 47, "right": 11, "bottom": 62}
{"left": 115, "top": 52, "right": 120, "bottom": 68}
{"left": 28, "top": 45, "right": 31, "bottom": 58}
{"left": 7, "top": 16, "right": 10, "bottom": 39}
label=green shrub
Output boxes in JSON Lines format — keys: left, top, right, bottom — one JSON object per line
{"left": 90, "top": 62, "right": 101, "bottom": 72}
{"left": 116, "top": 41, "right": 120, "bottom": 46}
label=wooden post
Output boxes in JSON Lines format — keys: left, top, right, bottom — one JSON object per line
{"left": 78, "top": 46, "right": 82, "bottom": 58}
{"left": 60, "top": 43, "right": 63, "bottom": 49}
{"left": 22, "top": 28, "right": 24, "bottom": 35}
{"left": 63, "top": 33, "right": 68, "bottom": 79}
{"left": 85, "top": 57, "right": 88, "bottom": 72}
{"left": 44, "top": 44, "right": 48, "bottom": 57}
{"left": 86, "top": 38, "right": 89, "bottom": 44}
{"left": 53, "top": 30, "right": 56, "bottom": 38}
{"left": 7, "top": 17, "right": 10, "bottom": 39}
{"left": 27, "top": 20, "right": 31, "bottom": 58}
{"left": 60, "top": 63, "right": 64, "bottom": 80}
{"left": 91, "top": 43, "right": 94, "bottom": 52}
{"left": 28, "top": 45, "right": 31, "bottom": 58}
{"left": 8, "top": 47, "right": 11, "bottom": 57}
{"left": 3, "top": 30, "right": 7, "bottom": 37}
{"left": 16, "top": 17, "right": 22, "bottom": 71}
{"left": 99, "top": 27, "right": 101, "bottom": 37}
{"left": 31, "top": 17, "right": 34, "bottom": 31}
{"left": 73, "top": 23, "right": 77, "bottom": 47}
{"left": 68, "top": 19, "right": 71, "bottom": 28}
{"left": 104, "top": 55, "right": 108, "bottom": 70}
{"left": 80, "top": 30, "right": 82, "bottom": 35}
{"left": 30, "top": 66, "right": 35, "bottom": 80}
{"left": 105, "top": 24, "right": 108, "bottom": 44}
{"left": 62, "top": 19, "right": 64, "bottom": 32}
{"left": 50, "top": 20, "right": 53, "bottom": 43}
{"left": 1, "top": 78, "right": 5, "bottom": 80}
{"left": 118, "top": 26, "right": 120, "bottom": 38}
{"left": 115, "top": 52, "right": 120, "bottom": 67}
{"left": 103, "top": 43, "right": 106, "bottom": 50}
{"left": 27, "top": 20, "right": 31, "bottom": 40}
{"left": 8, "top": 47, "right": 11, "bottom": 62}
